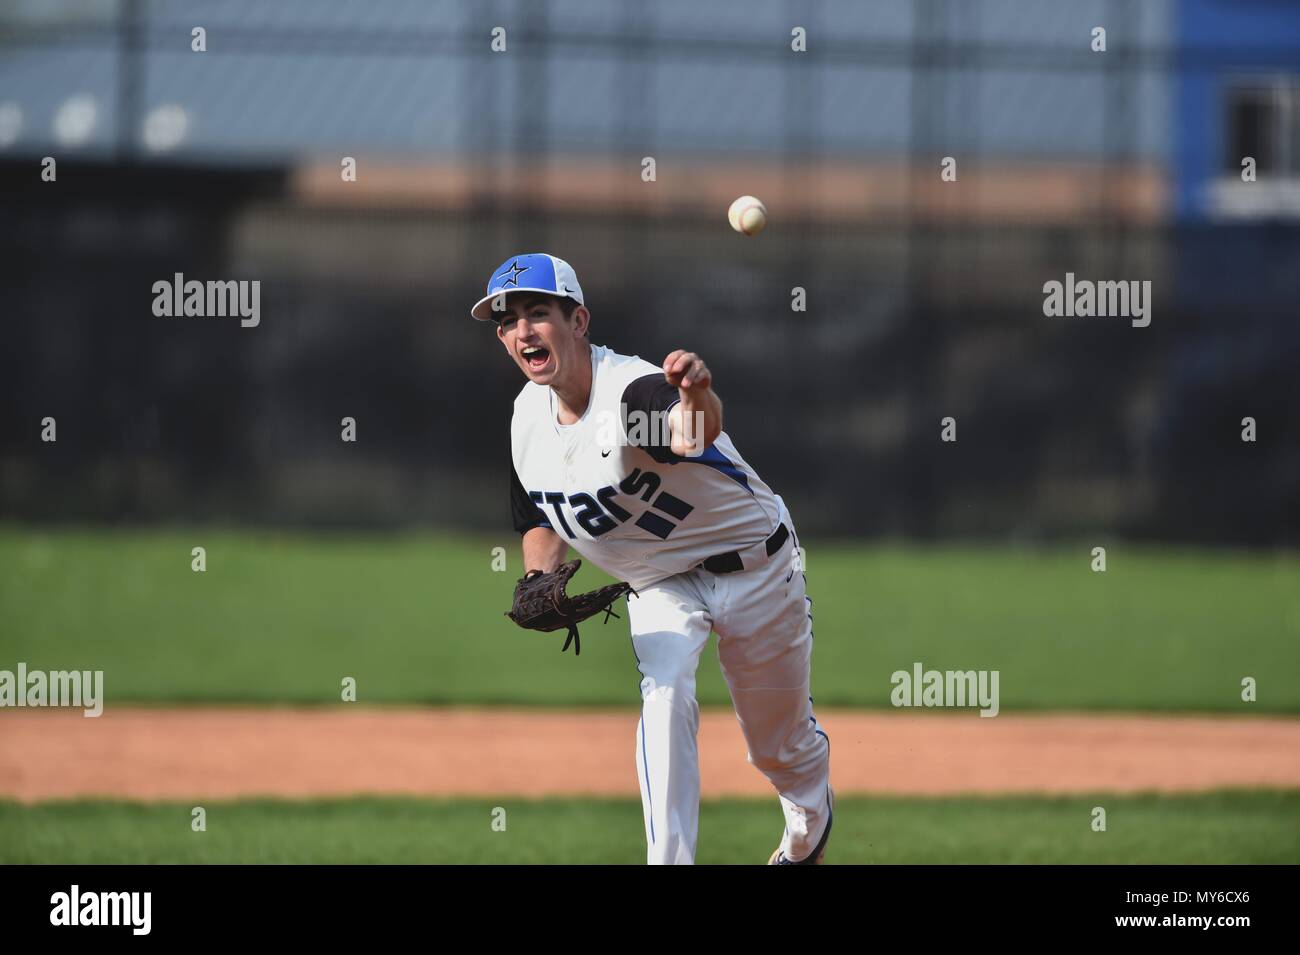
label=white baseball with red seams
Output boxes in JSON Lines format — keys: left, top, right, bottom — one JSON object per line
{"left": 728, "top": 195, "right": 768, "bottom": 236}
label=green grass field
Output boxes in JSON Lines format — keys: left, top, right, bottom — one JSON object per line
{"left": 2, "top": 526, "right": 1297, "bottom": 711}
{"left": 2, "top": 791, "right": 1296, "bottom": 864}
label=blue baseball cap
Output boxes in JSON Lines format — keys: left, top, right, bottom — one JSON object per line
{"left": 470, "top": 253, "right": 585, "bottom": 322}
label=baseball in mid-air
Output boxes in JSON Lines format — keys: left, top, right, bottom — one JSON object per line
{"left": 728, "top": 195, "right": 768, "bottom": 236}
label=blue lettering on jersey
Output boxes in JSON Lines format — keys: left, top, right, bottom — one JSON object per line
{"left": 528, "top": 468, "right": 695, "bottom": 541}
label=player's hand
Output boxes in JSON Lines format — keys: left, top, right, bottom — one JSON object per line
{"left": 663, "top": 350, "right": 712, "bottom": 392}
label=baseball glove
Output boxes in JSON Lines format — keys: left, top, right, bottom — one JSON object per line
{"left": 505, "top": 559, "right": 634, "bottom": 656}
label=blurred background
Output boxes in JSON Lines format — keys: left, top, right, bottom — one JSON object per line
{"left": 3, "top": 0, "right": 1297, "bottom": 544}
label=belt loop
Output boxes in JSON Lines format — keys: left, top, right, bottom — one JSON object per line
{"left": 765, "top": 523, "right": 790, "bottom": 557}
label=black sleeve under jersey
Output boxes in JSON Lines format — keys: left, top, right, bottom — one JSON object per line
{"left": 621, "top": 373, "right": 682, "bottom": 464}
{"left": 511, "top": 463, "right": 550, "bottom": 534}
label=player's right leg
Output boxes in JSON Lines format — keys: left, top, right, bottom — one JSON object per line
{"left": 625, "top": 573, "right": 714, "bottom": 865}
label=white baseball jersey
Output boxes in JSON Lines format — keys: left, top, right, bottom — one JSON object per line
{"left": 509, "top": 344, "right": 783, "bottom": 590}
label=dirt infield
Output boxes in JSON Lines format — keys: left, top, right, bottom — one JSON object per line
{"left": 1, "top": 707, "right": 1298, "bottom": 803}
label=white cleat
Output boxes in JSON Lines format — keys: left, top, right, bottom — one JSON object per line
{"left": 767, "top": 788, "right": 834, "bottom": 865}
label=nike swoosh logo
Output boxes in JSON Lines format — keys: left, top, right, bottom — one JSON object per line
{"left": 601, "top": 450, "right": 611, "bottom": 457}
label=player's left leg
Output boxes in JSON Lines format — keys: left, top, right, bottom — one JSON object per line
{"left": 711, "top": 524, "right": 832, "bottom": 863}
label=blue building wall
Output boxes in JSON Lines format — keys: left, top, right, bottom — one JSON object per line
{"left": 1175, "top": 0, "right": 1300, "bottom": 220}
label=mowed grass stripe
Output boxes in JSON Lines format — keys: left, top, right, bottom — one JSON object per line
{"left": 2, "top": 790, "right": 1297, "bottom": 864}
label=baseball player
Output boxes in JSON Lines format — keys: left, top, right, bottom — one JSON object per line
{"left": 474, "top": 253, "right": 832, "bottom": 865}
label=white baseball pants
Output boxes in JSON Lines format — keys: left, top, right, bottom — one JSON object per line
{"left": 627, "top": 520, "right": 831, "bottom": 865}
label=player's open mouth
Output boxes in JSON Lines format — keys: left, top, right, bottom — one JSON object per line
{"left": 521, "top": 345, "right": 551, "bottom": 371}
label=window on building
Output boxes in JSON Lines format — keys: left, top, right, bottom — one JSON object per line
{"left": 1224, "top": 79, "right": 1300, "bottom": 177}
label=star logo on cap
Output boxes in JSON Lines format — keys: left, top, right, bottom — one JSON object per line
{"left": 497, "top": 260, "right": 529, "bottom": 289}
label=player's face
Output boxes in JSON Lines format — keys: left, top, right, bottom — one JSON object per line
{"left": 495, "top": 295, "right": 589, "bottom": 386}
